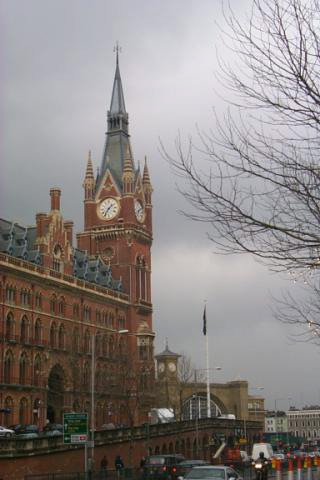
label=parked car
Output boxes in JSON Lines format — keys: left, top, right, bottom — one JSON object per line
{"left": 43, "top": 423, "right": 63, "bottom": 435}
{"left": 184, "top": 466, "right": 243, "bottom": 480}
{"left": 142, "top": 454, "right": 185, "bottom": 480}
{"left": 10, "top": 424, "right": 39, "bottom": 435}
{"left": 173, "top": 460, "right": 210, "bottom": 480}
{"left": 0, "top": 425, "right": 14, "bottom": 438}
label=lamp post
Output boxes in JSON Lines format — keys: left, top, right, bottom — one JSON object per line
{"left": 192, "top": 394, "right": 199, "bottom": 458}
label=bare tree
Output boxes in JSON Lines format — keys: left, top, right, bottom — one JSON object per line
{"left": 178, "top": 352, "right": 206, "bottom": 383}
{"left": 164, "top": 0, "right": 320, "bottom": 338}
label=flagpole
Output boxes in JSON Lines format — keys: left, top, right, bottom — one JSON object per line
{"left": 203, "top": 302, "right": 211, "bottom": 418}
{"left": 206, "top": 327, "right": 211, "bottom": 418}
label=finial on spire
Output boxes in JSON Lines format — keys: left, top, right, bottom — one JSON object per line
{"left": 114, "top": 41, "right": 122, "bottom": 65}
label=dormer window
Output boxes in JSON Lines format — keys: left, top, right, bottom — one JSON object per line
{"left": 53, "top": 244, "right": 63, "bottom": 272}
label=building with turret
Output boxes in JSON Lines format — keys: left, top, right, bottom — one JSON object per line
{"left": 0, "top": 52, "right": 155, "bottom": 430}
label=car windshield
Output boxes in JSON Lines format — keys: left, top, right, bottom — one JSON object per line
{"left": 186, "top": 468, "right": 226, "bottom": 479}
{"left": 147, "top": 457, "right": 165, "bottom": 465}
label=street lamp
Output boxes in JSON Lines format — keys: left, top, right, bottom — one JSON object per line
{"left": 192, "top": 394, "right": 199, "bottom": 459}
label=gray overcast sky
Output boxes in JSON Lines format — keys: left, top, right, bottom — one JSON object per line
{"left": 1, "top": 0, "right": 318, "bottom": 410}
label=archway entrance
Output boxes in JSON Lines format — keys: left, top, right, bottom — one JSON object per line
{"left": 47, "top": 364, "right": 65, "bottom": 423}
{"left": 182, "top": 395, "right": 223, "bottom": 420}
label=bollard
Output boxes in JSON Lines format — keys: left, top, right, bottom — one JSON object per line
{"left": 276, "top": 458, "right": 282, "bottom": 480}
{"left": 296, "top": 456, "right": 302, "bottom": 480}
{"left": 307, "top": 456, "right": 312, "bottom": 480}
{"left": 315, "top": 455, "right": 320, "bottom": 480}
{"left": 272, "top": 458, "right": 276, "bottom": 470}
{"left": 287, "top": 458, "right": 294, "bottom": 480}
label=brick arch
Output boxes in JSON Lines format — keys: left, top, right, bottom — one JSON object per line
{"left": 19, "top": 396, "right": 29, "bottom": 424}
{"left": 4, "top": 396, "right": 14, "bottom": 426}
{"left": 47, "top": 363, "right": 66, "bottom": 423}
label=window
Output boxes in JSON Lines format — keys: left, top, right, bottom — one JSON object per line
{"left": 53, "top": 244, "right": 63, "bottom": 272}
{"left": 34, "top": 319, "right": 42, "bottom": 345}
{"left": 4, "top": 351, "right": 13, "bottom": 383}
{"left": 6, "top": 285, "right": 16, "bottom": 303}
{"left": 58, "top": 324, "right": 65, "bottom": 349}
{"left": 20, "top": 289, "right": 30, "bottom": 306}
{"left": 58, "top": 297, "right": 65, "bottom": 316}
{"left": 35, "top": 292, "right": 42, "bottom": 310}
{"left": 19, "top": 353, "right": 27, "bottom": 384}
{"left": 73, "top": 303, "right": 79, "bottom": 319}
{"left": 84, "top": 329, "right": 91, "bottom": 353}
{"left": 20, "top": 316, "right": 29, "bottom": 344}
{"left": 50, "top": 322, "right": 57, "bottom": 348}
{"left": 50, "top": 295, "right": 57, "bottom": 314}
{"left": 34, "top": 355, "right": 41, "bottom": 386}
{"left": 96, "top": 310, "right": 101, "bottom": 325}
{"left": 72, "top": 328, "right": 80, "bottom": 353}
{"left": 5, "top": 313, "right": 14, "bottom": 341}
{"left": 84, "top": 306, "right": 91, "bottom": 322}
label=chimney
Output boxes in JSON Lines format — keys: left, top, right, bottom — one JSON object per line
{"left": 50, "top": 188, "right": 61, "bottom": 211}
{"left": 64, "top": 221, "right": 74, "bottom": 246}
{"left": 36, "top": 213, "right": 47, "bottom": 238}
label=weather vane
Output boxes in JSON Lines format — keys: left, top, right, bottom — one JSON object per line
{"left": 114, "top": 42, "right": 122, "bottom": 63}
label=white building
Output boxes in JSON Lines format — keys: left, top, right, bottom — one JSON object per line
{"left": 287, "top": 409, "right": 320, "bottom": 441}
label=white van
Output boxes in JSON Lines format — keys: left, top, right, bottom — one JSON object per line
{"left": 251, "top": 443, "right": 274, "bottom": 461}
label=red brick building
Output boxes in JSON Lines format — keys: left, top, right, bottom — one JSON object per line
{"left": 0, "top": 53, "right": 155, "bottom": 430}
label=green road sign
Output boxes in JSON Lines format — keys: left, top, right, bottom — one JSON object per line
{"left": 63, "top": 412, "right": 88, "bottom": 444}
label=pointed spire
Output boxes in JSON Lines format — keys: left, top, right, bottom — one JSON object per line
{"left": 142, "top": 156, "right": 151, "bottom": 185}
{"left": 122, "top": 145, "right": 134, "bottom": 194}
{"left": 110, "top": 44, "right": 126, "bottom": 115}
{"left": 85, "top": 150, "right": 94, "bottom": 179}
{"left": 83, "top": 150, "right": 95, "bottom": 200}
{"left": 143, "top": 156, "right": 153, "bottom": 203}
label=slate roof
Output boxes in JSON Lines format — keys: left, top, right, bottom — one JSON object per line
{"left": 0, "top": 219, "right": 122, "bottom": 292}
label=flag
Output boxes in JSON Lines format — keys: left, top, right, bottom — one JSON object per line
{"left": 203, "top": 306, "right": 207, "bottom": 335}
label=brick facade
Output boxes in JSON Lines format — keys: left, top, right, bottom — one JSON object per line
{"left": 0, "top": 56, "right": 155, "bottom": 431}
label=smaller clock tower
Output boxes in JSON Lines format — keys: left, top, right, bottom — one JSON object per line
{"left": 155, "top": 342, "right": 180, "bottom": 380}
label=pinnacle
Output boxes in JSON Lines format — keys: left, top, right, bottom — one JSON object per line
{"left": 85, "top": 151, "right": 94, "bottom": 179}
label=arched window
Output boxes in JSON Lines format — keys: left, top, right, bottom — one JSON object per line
{"left": 58, "top": 297, "right": 65, "bottom": 316}
{"left": 33, "top": 355, "right": 41, "bottom": 387}
{"left": 50, "top": 322, "right": 57, "bottom": 348}
{"left": 58, "top": 324, "right": 65, "bottom": 350}
{"left": 19, "top": 352, "right": 27, "bottom": 385}
{"left": 34, "top": 318, "right": 42, "bottom": 345}
{"left": 83, "top": 361, "right": 90, "bottom": 390}
{"left": 50, "top": 295, "right": 57, "bottom": 314}
{"left": 102, "top": 335, "right": 108, "bottom": 357}
{"left": 109, "top": 336, "right": 114, "bottom": 358}
{"left": 4, "top": 397, "right": 13, "bottom": 426}
{"left": 72, "top": 327, "right": 80, "bottom": 353}
{"left": 95, "top": 332, "right": 101, "bottom": 357}
{"left": 6, "top": 285, "right": 16, "bottom": 303}
{"left": 4, "top": 351, "right": 13, "bottom": 383}
{"left": 84, "top": 329, "right": 91, "bottom": 353}
{"left": 20, "top": 315, "right": 29, "bottom": 344}
{"left": 19, "top": 397, "right": 28, "bottom": 424}
{"left": 35, "top": 292, "right": 42, "bottom": 310}
{"left": 5, "top": 313, "right": 14, "bottom": 341}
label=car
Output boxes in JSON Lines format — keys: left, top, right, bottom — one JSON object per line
{"left": 142, "top": 454, "right": 185, "bottom": 480}
{"left": 173, "top": 460, "right": 210, "bottom": 479}
{"left": 184, "top": 466, "right": 243, "bottom": 480}
{"left": 0, "top": 425, "right": 14, "bottom": 438}
{"left": 10, "top": 424, "right": 39, "bottom": 435}
{"left": 43, "top": 423, "right": 63, "bottom": 435}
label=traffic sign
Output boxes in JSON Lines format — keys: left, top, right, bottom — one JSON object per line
{"left": 63, "top": 413, "right": 88, "bottom": 444}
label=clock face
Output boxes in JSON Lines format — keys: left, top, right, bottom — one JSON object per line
{"left": 134, "top": 199, "right": 145, "bottom": 222}
{"left": 168, "top": 362, "right": 176, "bottom": 373}
{"left": 158, "top": 362, "right": 165, "bottom": 373}
{"left": 99, "top": 198, "right": 119, "bottom": 220}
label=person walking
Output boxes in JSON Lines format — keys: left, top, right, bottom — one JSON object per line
{"left": 100, "top": 455, "right": 108, "bottom": 479}
{"left": 115, "top": 455, "right": 124, "bottom": 478}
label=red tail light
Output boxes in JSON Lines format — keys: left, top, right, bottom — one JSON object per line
{"left": 163, "top": 466, "right": 167, "bottom": 472}
{"left": 172, "top": 467, "right": 177, "bottom": 473}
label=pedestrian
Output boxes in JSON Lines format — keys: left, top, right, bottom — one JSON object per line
{"left": 115, "top": 455, "right": 124, "bottom": 478}
{"left": 100, "top": 455, "right": 108, "bottom": 479}
{"left": 140, "top": 456, "right": 146, "bottom": 469}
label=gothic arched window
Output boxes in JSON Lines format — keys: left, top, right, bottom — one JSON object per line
{"left": 5, "top": 313, "right": 14, "bottom": 341}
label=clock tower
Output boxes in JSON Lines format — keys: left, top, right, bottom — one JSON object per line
{"left": 77, "top": 51, "right": 154, "bottom": 419}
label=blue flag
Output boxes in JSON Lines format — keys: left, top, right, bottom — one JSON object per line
{"left": 203, "top": 306, "right": 207, "bottom": 335}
